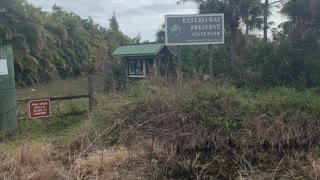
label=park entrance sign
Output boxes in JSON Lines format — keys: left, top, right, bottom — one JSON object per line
{"left": 165, "top": 14, "right": 224, "bottom": 46}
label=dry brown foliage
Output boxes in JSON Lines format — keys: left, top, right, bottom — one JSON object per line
{"left": 0, "top": 141, "right": 154, "bottom": 180}
{"left": 2, "top": 76, "right": 320, "bottom": 179}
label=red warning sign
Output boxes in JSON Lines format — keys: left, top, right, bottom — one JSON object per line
{"left": 29, "top": 99, "right": 51, "bottom": 119}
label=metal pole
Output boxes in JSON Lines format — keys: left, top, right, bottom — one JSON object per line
{"left": 209, "top": 44, "right": 213, "bottom": 81}
{"left": 177, "top": 45, "right": 182, "bottom": 72}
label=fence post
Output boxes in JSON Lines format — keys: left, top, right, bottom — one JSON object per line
{"left": 208, "top": 44, "right": 213, "bottom": 82}
{"left": 88, "top": 75, "right": 95, "bottom": 112}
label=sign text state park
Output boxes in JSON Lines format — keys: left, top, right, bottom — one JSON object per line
{"left": 165, "top": 14, "right": 225, "bottom": 46}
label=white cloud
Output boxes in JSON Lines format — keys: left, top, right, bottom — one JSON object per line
{"left": 27, "top": 0, "right": 197, "bottom": 41}
{"left": 27, "top": 0, "right": 287, "bottom": 41}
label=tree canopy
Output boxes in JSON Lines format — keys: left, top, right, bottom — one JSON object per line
{"left": 1, "top": 0, "right": 320, "bottom": 89}
{"left": 179, "top": 0, "right": 263, "bottom": 61}
{"left": 171, "top": 0, "right": 320, "bottom": 89}
{"left": 0, "top": 0, "right": 130, "bottom": 86}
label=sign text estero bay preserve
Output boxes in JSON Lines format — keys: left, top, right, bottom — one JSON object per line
{"left": 165, "top": 14, "right": 225, "bottom": 46}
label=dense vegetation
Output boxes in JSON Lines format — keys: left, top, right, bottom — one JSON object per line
{"left": 91, "top": 79, "right": 320, "bottom": 179}
{"left": 3, "top": 79, "right": 320, "bottom": 179}
{"left": 0, "top": 0, "right": 130, "bottom": 86}
{"left": 1, "top": 0, "right": 320, "bottom": 179}
{"left": 1, "top": 0, "right": 319, "bottom": 89}
{"left": 156, "top": 0, "right": 320, "bottom": 89}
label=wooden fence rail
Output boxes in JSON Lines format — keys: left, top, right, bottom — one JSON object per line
{"left": 17, "top": 76, "right": 95, "bottom": 120}
{"left": 17, "top": 95, "right": 89, "bottom": 105}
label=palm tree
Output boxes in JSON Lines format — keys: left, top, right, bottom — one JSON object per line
{"left": 241, "top": 0, "right": 263, "bottom": 37}
{"left": 281, "top": 0, "right": 320, "bottom": 39}
{"left": 180, "top": 0, "right": 263, "bottom": 62}
{"left": 0, "top": 0, "right": 130, "bottom": 85}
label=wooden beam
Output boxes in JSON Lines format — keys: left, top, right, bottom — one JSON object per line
{"left": 209, "top": 44, "right": 213, "bottom": 81}
{"left": 143, "top": 59, "right": 147, "bottom": 77}
{"left": 124, "top": 57, "right": 129, "bottom": 79}
{"left": 154, "top": 57, "right": 158, "bottom": 77}
{"left": 88, "top": 75, "right": 95, "bottom": 111}
{"left": 177, "top": 46, "right": 182, "bottom": 72}
{"left": 17, "top": 95, "right": 89, "bottom": 105}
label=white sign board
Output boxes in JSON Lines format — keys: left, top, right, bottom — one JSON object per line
{"left": 0, "top": 59, "right": 8, "bottom": 75}
{"left": 165, "top": 14, "right": 225, "bottom": 46}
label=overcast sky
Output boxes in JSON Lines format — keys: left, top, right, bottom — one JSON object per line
{"left": 27, "top": 0, "right": 286, "bottom": 41}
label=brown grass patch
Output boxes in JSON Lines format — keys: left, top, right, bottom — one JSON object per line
{"left": 0, "top": 142, "right": 57, "bottom": 179}
{"left": 72, "top": 147, "right": 140, "bottom": 179}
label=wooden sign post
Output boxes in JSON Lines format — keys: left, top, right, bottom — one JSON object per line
{"left": 165, "top": 14, "right": 225, "bottom": 80}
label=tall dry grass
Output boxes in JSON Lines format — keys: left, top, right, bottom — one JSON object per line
{"left": 89, "top": 75, "right": 320, "bottom": 179}
{"left": 2, "top": 75, "right": 320, "bottom": 179}
{"left": 0, "top": 139, "right": 153, "bottom": 179}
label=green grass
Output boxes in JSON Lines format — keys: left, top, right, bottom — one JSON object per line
{"left": 16, "top": 76, "right": 88, "bottom": 100}
{"left": 20, "top": 116, "right": 83, "bottom": 137}
{"left": 0, "top": 115, "right": 85, "bottom": 157}
{"left": 0, "top": 76, "right": 90, "bottom": 153}
{"left": 16, "top": 76, "right": 89, "bottom": 120}
{"left": 92, "top": 80, "right": 320, "bottom": 146}
{"left": 87, "top": 80, "right": 320, "bottom": 178}
{"left": 3, "top": 78, "right": 320, "bottom": 179}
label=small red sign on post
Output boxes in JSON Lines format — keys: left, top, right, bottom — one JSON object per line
{"left": 29, "top": 99, "right": 51, "bottom": 119}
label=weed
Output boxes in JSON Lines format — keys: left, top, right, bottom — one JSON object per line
{"left": 2, "top": 77, "right": 320, "bottom": 179}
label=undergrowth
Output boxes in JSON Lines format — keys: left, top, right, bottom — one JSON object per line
{"left": 91, "top": 79, "right": 320, "bottom": 179}
{"left": 2, "top": 78, "right": 320, "bottom": 179}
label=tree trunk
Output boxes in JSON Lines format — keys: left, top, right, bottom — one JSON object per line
{"left": 230, "top": 27, "right": 237, "bottom": 62}
{"left": 230, "top": 0, "right": 238, "bottom": 62}
{"left": 245, "top": 24, "right": 249, "bottom": 38}
{"left": 263, "top": 0, "right": 269, "bottom": 43}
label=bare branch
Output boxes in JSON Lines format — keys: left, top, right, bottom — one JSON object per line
{"left": 269, "top": 0, "right": 287, "bottom": 6}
